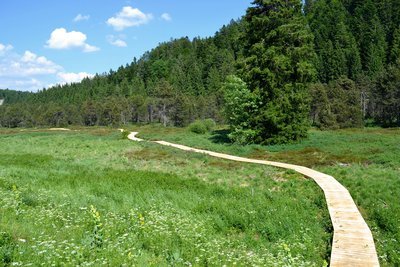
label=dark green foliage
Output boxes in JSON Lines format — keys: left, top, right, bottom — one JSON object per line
{"left": 307, "top": 0, "right": 361, "bottom": 82}
{"left": 327, "top": 78, "right": 363, "bottom": 128}
{"left": 309, "top": 83, "right": 337, "bottom": 129}
{"left": 0, "top": 231, "right": 15, "bottom": 265}
{"left": 390, "top": 27, "right": 400, "bottom": 64}
{"left": 311, "top": 78, "right": 363, "bottom": 129}
{"left": 240, "top": 0, "right": 316, "bottom": 144}
{"left": 0, "top": 89, "right": 32, "bottom": 104}
{"left": 352, "top": 0, "right": 387, "bottom": 76}
{"left": 373, "top": 64, "right": 400, "bottom": 127}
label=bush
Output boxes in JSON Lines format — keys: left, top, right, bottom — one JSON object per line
{"left": 188, "top": 120, "right": 207, "bottom": 134}
{"left": 203, "top": 119, "right": 216, "bottom": 131}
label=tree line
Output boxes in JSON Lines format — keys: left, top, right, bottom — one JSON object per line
{"left": 1, "top": 0, "right": 399, "bottom": 143}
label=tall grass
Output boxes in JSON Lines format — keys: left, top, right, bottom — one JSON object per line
{"left": 0, "top": 129, "right": 331, "bottom": 266}
{"left": 137, "top": 125, "right": 400, "bottom": 266}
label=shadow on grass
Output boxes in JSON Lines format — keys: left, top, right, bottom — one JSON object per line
{"left": 209, "top": 129, "right": 232, "bottom": 144}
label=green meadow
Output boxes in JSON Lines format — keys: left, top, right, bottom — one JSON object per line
{"left": 0, "top": 126, "right": 398, "bottom": 266}
{"left": 0, "top": 128, "right": 330, "bottom": 266}
{"left": 138, "top": 125, "right": 400, "bottom": 266}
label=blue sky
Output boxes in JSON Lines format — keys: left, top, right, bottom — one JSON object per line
{"left": 0, "top": 0, "right": 251, "bottom": 91}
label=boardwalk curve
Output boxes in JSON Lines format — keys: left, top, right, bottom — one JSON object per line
{"left": 128, "top": 132, "right": 380, "bottom": 267}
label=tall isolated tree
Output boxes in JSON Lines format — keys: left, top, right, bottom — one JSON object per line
{"left": 240, "top": 0, "right": 317, "bottom": 144}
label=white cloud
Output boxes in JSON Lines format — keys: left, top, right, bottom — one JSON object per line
{"left": 73, "top": 14, "right": 90, "bottom": 22}
{"left": 110, "top": 39, "right": 127, "bottom": 47}
{"left": 0, "top": 43, "right": 13, "bottom": 55}
{"left": 0, "top": 45, "right": 93, "bottom": 91}
{"left": 1, "top": 78, "right": 46, "bottom": 91}
{"left": 161, "top": 13, "right": 172, "bottom": 22}
{"left": 107, "top": 35, "right": 127, "bottom": 47}
{"left": 57, "top": 72, "right": 94, "bottom": 84}
{"left": 46, "top": 28, "right": 100, "bottom": 52}
{"left": 0, "top": 50, "right": 62, "bottom": 77}
{"left": 107, "top": 6, "right": 153, "bottom": 31}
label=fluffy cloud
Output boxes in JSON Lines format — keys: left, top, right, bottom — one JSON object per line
{"left": 110, "top": 39, "right": 127, "bottom": 47}
{"left": 46, "top": 28, "right": 99, "bottom": 52}
{"left": 0, "top": 43, "right": 13, "bottom": 55}
{"left": 73, "top": 14, "right": 90, "bottom": 22}
{"left": 57, "top": 72, "right": 94, "bottom": 84}
{"left": 161, "top": 13, "right": 172, "bottom": 22}
{"left": 0, "top": 45, "right": 93, "bottom": 91}
{"left": 0, "top": 50, "right": 62, "bottom": 77}
{"left": 107, "top": 6, "right": 153, "bottom": 31}
{"left": 107, "top": 35, "right": 127, "bottom": 47}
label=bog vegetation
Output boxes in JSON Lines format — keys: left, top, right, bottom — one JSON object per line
{"left": 0, "top": 128, "right": 332, "bottom": 266}
{"left": 138, "top": 125, "right": 400, "bottom": 266}
{"left": 0, "top": 0, "right": 399, "bottom": 144}
{"left": 0, "top": 127, "right": 398, "bottom": 266}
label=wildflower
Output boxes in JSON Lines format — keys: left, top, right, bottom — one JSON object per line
{"left": 138, "top": 213, "right": 145, "bottom": 226}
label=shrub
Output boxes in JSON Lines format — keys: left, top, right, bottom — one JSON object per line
{"left": 188, "top": 120, "right": 207, "bottom": 134}
{"left": 203, "top": 118, "right": 216, "bottom": 131}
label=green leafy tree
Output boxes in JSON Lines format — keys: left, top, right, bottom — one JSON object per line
{"left": 240, "top": 0, "right": 316, "bottom": 144}
{"left": 223, "top": 75, "right": 259, "bottom": 144}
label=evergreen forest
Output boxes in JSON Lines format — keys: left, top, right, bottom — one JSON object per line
{"left": 1, "top": 0, "right": 399, "bottom": 144}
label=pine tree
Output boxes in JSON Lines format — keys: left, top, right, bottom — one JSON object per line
{"left": 241, "top": 0, "right": 316, "bottom": 144}
{"left": 373, "top": 64, "right": 400, "bottom": 127}
{"left": 390, "top": 27, "right": 400, "bottom": 64}
{"left": 307, "top": 0, "right": 361, "bottom": 82}
{"left": 352, "top": 0, "right": 387, "bottom": 76}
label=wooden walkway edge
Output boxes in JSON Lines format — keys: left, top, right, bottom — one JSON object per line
{"left": 128, "top": 132, "right": 380, "bottom": 267}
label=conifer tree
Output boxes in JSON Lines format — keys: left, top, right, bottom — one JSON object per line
{"left": 240, "top": 0, "right": 316, "bottom": 144}
{"left": 307, "top": 0, "right": 361, "bottom": 82}
{"left": 352, "top": 0, "right": 387, "bottom": 76}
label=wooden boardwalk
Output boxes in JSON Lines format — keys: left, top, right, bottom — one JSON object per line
{"left": 128, "top": 132, "right": 380, "bottom": 266}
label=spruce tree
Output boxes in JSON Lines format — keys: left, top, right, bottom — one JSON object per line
{"left": 241, "top": 0, "right": 316, "bottom": 144}
{"left": 307, "top": 0, "right": 361, "bottom": 82}
{"left": 352, "top": 0, "right": 387, "bottom": 76}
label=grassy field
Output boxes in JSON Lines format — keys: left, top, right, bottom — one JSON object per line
{"left": 0, "top": 128, "right": 331, "bottom": 266}
{"left": 137, "top": 125, "right": 400, "bottom": 266}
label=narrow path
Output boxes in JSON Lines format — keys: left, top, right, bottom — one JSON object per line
{"left": 128, "top": 132, "right": 380, "bottom": 267}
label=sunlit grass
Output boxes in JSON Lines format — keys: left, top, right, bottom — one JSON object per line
{"left": 137, "top": 125, "right": 400, "bottom": 266}
{"left": 0, "top": 129, "right": 331, "bottom": 266}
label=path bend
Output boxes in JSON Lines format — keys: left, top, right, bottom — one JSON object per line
{"left": 128, "top": 132, "right": 380, "bottom": 267}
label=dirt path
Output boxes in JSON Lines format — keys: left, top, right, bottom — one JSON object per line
{"left": 128, "top": 132, "right": 380, "bottom": 267}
